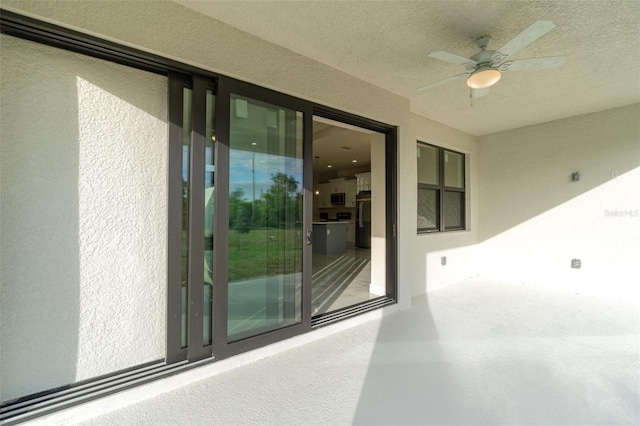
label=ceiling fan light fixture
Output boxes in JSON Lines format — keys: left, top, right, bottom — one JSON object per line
{"left": 467, "top": 67, "right": 501, "bottom": 89}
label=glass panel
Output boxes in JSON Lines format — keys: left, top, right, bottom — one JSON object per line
{"left": 228, "top": 94, "right": 303, "bottom": 341}
{"left": 417, "top": 188, "right": 438, "bottom": 230}
{"left": 181, "top": 87, "right": 192, "bottom": 348}
{"left": 444, "top": 150, "right": 464, "bottom": 188}
{"left": 444, "top": 191, "right": 463, "bottom": 229}
{"left": 417, "top": 144, "right": 438, "bottom": 185}
{"left": 203, "top": 90, "right": 215, "bottom": 346}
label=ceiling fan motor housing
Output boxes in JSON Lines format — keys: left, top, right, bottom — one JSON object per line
{"left": 467, "top": 46, "right": 503, "bottom": 88}
{"left": 470, "top": 49, "right": 499, "bottom": 68}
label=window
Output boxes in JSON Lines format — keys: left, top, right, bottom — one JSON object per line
{"left": 417, "top": 142, "right": 465, "bottom": 232}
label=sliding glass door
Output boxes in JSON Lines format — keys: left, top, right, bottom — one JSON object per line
{"left": 226, "top": 94, "right": 305, "bottom": 341}
{"left": 169, "top": 73, "right": 393, "bottom": 363}
{"left": 170, "top": 76, "right": 313, "bottom": 361}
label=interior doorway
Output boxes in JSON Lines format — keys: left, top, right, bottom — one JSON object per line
{"left": 311, "top": 117, "right": 386, "bottom": 316}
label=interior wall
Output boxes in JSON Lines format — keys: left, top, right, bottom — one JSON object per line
{"left": 0, "top": 34, "right": 167, "bottom": 401}
{"left": 411, "top": 113, "right": 481, "bottom": 295}
{"left": 478, "top": 104, "right": 640, "bottom": 300}
{"left": 370, "top": 132, "right": 386, "bottom": 295}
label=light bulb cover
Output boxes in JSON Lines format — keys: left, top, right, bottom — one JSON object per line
{"left": 467, "top": 67, "right": 501, "bottom": 89}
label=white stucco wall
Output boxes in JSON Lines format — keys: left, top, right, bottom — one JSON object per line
{"left": 0, "top": 34, "right": 168, "bottom": 400}
{"left": 478, "top": 104, "right": 640, "bottom": 300}
{"left": 0, "top": 0, "right": 415, "bottom": 308}
{"left": 411, "top": 113, "right": 481, "bottom": 294}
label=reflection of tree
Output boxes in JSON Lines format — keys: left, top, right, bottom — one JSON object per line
{"left": 234, "top": 205, "right": 251, "bottom": 234}
{"left": 229, "top": 173, "right": 301, "bottom": 230}
{"left": 260, "top": 173, "right": 300, "bottom": 229}
{"left": 229, "top": 188, "right": 246, "bottom": 228}
{"left": 182, "top": 179, "right": 189, "bottom": 225}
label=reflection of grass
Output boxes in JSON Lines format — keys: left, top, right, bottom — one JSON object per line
{"left": 229, "top": 227, "right": 302, "bottom": 281}
{"left": 181, "top": 228, "right": 303, "bottom": 282}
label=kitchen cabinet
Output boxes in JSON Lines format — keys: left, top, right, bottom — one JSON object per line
{"left": 317, "top": 182, "right": 331, "bottom": 208}
{"left": 355, "top": 172, "right": 371, "bottom": 192}
{"left": 344, "top": 179, "right": 357, "bottom": 208}
{"left": 329, "top": 178, "right": 346, "bottom": 194}
{"left": 312, "top": 222, "right": 347, "bottom": 254}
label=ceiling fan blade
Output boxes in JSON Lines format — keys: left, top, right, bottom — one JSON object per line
{"left": 417, "top": 73, "right": 469, "bottom": 92}
{"left": 472, "top": 87, "right": 490, "bottom": 98}
{"left": 499, "top": 56, "right": 566, "bottom": 72}
{"left": 492, "top": 20, "right": 556, "bottom": 63}
{"left": 429, "top": 51, "right": 477, "bottom": 70}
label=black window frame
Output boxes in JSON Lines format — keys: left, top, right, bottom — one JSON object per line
{"left": 417, "top": 141, "right": 466, "bottom": 233}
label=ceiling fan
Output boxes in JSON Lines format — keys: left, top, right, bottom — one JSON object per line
{"left": 418, "top": 20, "right": 566, "bottom": 98}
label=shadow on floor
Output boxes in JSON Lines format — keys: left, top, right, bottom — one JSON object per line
{"left": 351, "top": 280, "right": 640, "bottom": 425}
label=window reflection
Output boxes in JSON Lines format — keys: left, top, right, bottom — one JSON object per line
{"left": 227, "top": 95, "right": 303, "bottom": 341}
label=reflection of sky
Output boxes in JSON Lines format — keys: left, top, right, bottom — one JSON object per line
{"left": 183, "top": 146, "right": 189, "bottom": 181}
{"left": 230, "top": 149, "right": 303, "bottom": 201}
{"left": 182, "top": 147, "right": 303, "bottom": 201}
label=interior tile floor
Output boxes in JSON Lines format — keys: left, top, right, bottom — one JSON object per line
{"left": 312, "top": 246, "right": 376, "bottom": 314}
{"left": 78, "top": 278, "right": 639, "bottom": 425}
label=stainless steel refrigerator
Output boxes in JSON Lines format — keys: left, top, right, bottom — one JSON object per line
{"left": 356, "top": 191, "right": 371, "bottom": 249}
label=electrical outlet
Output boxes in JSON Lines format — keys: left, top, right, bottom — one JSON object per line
{"left": 441, "top": 256, "right": 447, "bottom": 266}
{"left": 571, "top": 259, "right": 582, "bottom": 269}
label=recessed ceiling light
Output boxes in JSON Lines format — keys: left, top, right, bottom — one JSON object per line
{"left": 251, "top": 142, "right": 257, "bottom": 146}
{"left": 327, "top": 165, "right": 332, "bottom": 168}
{"left": 352, "top": 159, "right": 358, "bottom": 163}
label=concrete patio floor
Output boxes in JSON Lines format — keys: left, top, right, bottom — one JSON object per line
{"left": 78, "top": 279, "right": 639, "bottom": 425}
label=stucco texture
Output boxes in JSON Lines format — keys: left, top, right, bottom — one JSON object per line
{"left": 412, "top": 113, "right": 481, "bottom": 294}
{"left": 478, "top": 104, "right": 640, "bottom": 299}
{"left": 0, "top": 34, "right": 168, "bottom": 400}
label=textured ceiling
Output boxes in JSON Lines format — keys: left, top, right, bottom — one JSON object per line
{"left": 313, "top": 117, "right": 374, "bottom": 172}
{"left": 176, "top": 0, "right": 640, "bottom": 136}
